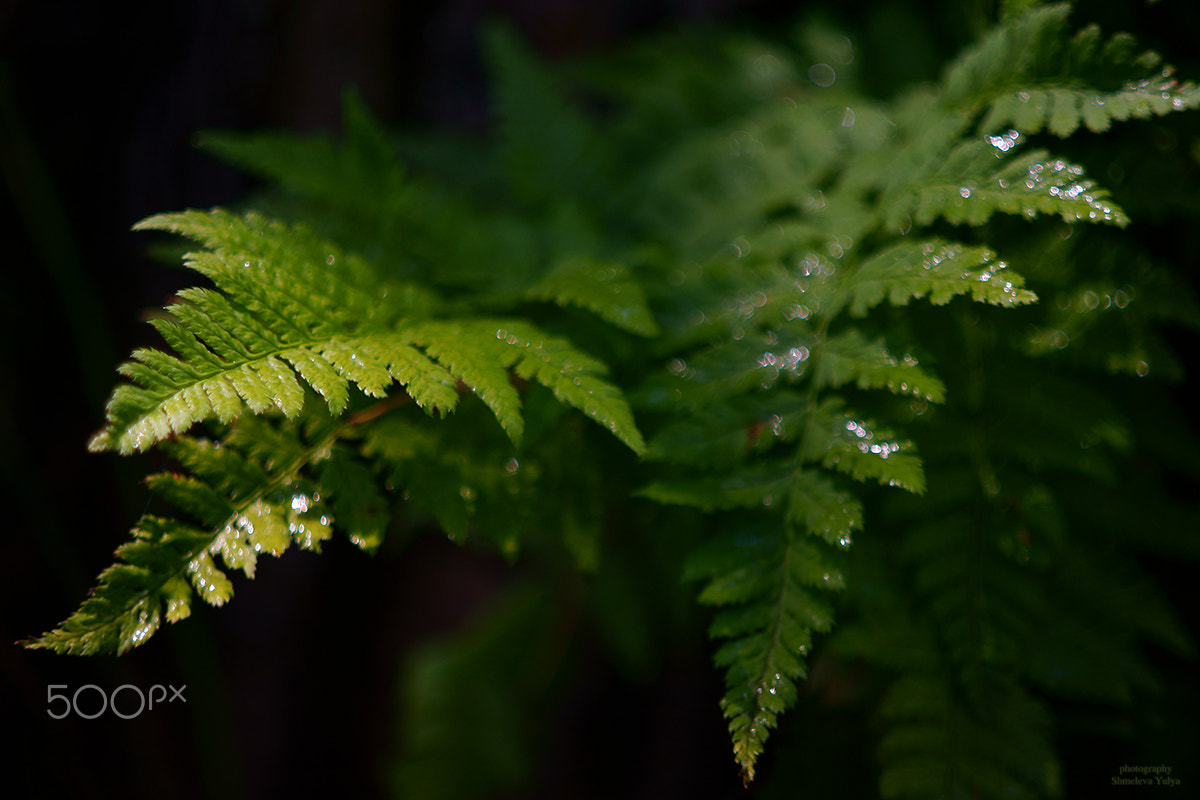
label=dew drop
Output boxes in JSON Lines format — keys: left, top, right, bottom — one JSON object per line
{"left": 808, "top": 63, "right": 836, "bottom": 88}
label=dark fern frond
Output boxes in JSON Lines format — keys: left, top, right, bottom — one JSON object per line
{"left": 876, "top": 670, "right": 1058, "bottom": 800}
{"left": 392, "top": 586, "right": 564, "bottom": 800}
{"left": 942, "top": 3, "right": 1200, "bottom": 136}
{"left": 816, "top": 330, "right": 946, "bottom": 402}
{"left": 523, "top": 255, "right": 660, "bottom": 337}
{"left": 197, "top": 88, "right": 406, "bottom": 219}
{"left": 844, "top": 239, "right": 1033, "bottom": 317}
{"left": 684, "top": 519, "right": 843, "bottom": 782}
{"left": 481, "top": 20, "right": 606, "bottom": 210}
{"left": 621, "top": 3, "right": 1200, "bottom": 781}
{"left": 640, "top": 462, "right": 797, "bottom": 513}
{"left": 909, "top": 145, "right": 1127, "bottom": 227}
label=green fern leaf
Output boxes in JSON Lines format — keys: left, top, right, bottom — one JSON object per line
{"left": 27, "top": 516, "right": 213, "bottom": 655}
{"left": 482, "top": 21, "right": 600, "bottom": 207}
{"left": 639, "top": 462, "right": 794, "bottom": 512}
{"left": 846, "top": 239, "right": 1035, "bottom": 318}
{"left": 980, "top": 59, "right": 1200, "bottom": 138}
{"left": 685, "top": 522, "right": 842, "bottom": 782}
{"left": 524, "top": 255, "right": 660, "bottom": 336}
{"left": 143, "top": 472, "right": 233, "bottom": 529}
{"left": 787, "top": 469, "right": 862, "bottom": 547}
{"left": 910, "top": 145, "right": 1127, "bottom": 227}
{"left": 499, "top": 321, "right": 646, "bottom": 453}
{"left": 817, "top": 330, "right": 947, "bottom": 402}
{"left": 404, "top": 320, "right": 526, "bottom": 443}
{"left": 90, "top": 209, "right": 450, "bottom": 454}
{"left": 406, "top": 319, "right": 646, "bottom": 453}
{"left": 197, "top": 87, "right": 406, "bottom": 217}
{"left": 800, "top": 400, "right": 925, "bottom": 493}
{"left": 29, "top": 413, "right": 354, "bottom": 654}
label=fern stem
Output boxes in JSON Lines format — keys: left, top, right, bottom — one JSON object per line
{"left": 347, "top": 391, "right": 414, "bottom": 426}
{"left": 958, "top": 306, "right": 1001, "bottom": 498}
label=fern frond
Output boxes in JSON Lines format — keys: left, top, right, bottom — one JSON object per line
{"left": 29, "top": 413, "right": 352, "bottom": 654}
{"left": 977, "top": 41, "right": 1200, "bottom": 136}
{"left": 684, "top": 519, "right": 842, "bottom": 782}
{"left": 407, "top": 318, "right": 645, "bottom": 453}
{"left": 804, "top": 400, "right": 926, "bottom": 493}
{"left": 393, "top": 587, "right": 561, "bottom": 800}
{"left": 404, "top": 320, "right": 525, "bottom": 442}
{"left": 26, "top": 516, "right": 211, "bottom": 655}
{"left": 845, "top": 240, "right": 1036, "bottom": 317}
{"left": 639, "top": 461, "right": 795, "bottom": 512}
{"left": 524, "top": 255, "right": 660, "bottom": 336}
{"left": 910, "top": 146, "right": 1127, "bottom": 227}
{"left": 940, "top": 3, "right": 1073, "bottom": 107}
{"left": 943, "top": 3, "right": 1200, "bottom": 138}
{"left": 482, "top": 21, "right": 603, "bottom": 208}
{"left": 197, "top": 88, "right": 406, "bottom": 217}
{"left": 91, "top": 209, "right": 643, "bottom": 456}
{"left": 877, "top": 671, "right": 1057, "bottom": 800}
{"left": 817, "top": 330, "right": 946, "bottom": 402}
{"left": 91, "top": 210, "right": 438, "bottom": 453}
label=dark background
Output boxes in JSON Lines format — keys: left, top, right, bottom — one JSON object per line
{"left": 2, "top": 1, "right": 1197, "bottom": 798}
